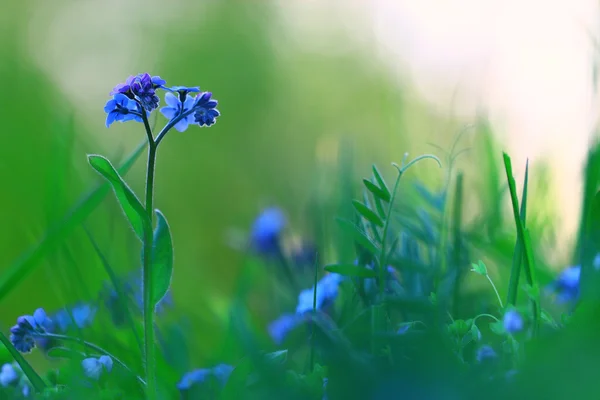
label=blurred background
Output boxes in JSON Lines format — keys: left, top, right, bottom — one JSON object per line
{"left": 1, "top": 0, "right": 599, "bottom": 368}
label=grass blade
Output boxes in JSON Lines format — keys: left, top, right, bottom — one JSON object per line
{"left": 0, "top": 139, "right": 147, "bottom": 303}
{"left": 0, "top": 332, "right": 46, "bottom": 393}
{"left": 352, "top": 200, "right": 384, "bottom": 228}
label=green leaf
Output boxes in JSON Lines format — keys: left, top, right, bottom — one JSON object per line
{"left": 0, "top": 332, "right": 46, "bottom": 392}
{"left": 470, "top": 323, "right": 481, "bottom": 341}
{"left": 264, "top": 349, "right": 288, "bottom": 364}
{"left": 352, "top": 200, "right": 384, "bottom": 228}
{"left": 335, "top": 218, "right": 380, "bottom": 256}
{"left": 0, "top": 140, "right": 146, "bottom": 304}
{"left": 88, "top": 154, "right": 150, "bottom": 241}
{"left": 489, "top": 320, "right": 506, "bottom": 335}
{"left": 448, "top": 320, "right": 469, "bottom": 336}
{"left": 372, "top": 165, "right": 392, "bottom": 201}
{"left": 151, "top": 210, "right": 174, "bottom": 306}
{"left": 46, "top": 347, "right": 86, "bottom": 361}
{"left": 470, "top": 260, "right": 488, "bottom": 276}
{"left": 363, "top": 179, "right": 390, "bottom": 203}
{"left": 324, "top": 264, "right": 378, "bottom": 278}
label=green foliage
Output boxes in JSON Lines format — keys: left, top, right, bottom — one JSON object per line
{"left": 150, "top": 210, "right": 174, "bottom": 307}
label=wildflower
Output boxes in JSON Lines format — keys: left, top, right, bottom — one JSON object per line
{"left": 177, "top": 364, "right": 234, "bottom": 392}
{"left": 129, "top": 73, "right": 160, "bottom": 111}
{"left": 10, "top": 308, "right": 52, "bottom": 353}
{"left": 160, "top": 92, "right": 197, "bottom": 132}
{"left": 81, "top": 355, "right": 113, "bottom": 380}
{"left": 194, "top": 92, "right": 220, "bottom": 127}
{"left": 0, "top": 363, "right": 18, "bottom": 387}
{"left": 104, "top": 94, "right": 142, "bottom": 128}
{"left": 503, "top": 309, "right": 524, "bottom": 334}
{"left": 268, "top": 314, "right": 305, "bottom": 345}
{"left": 548, "top": 265, "right": 581, "bottom": 303}
{"left": 296, "top": 273, "right": 345, "bottom": 314}
{"left": 250, "top": 207, "right": 287, "bottom": 255}
{"left": 52, "top": 303, "right": 97, "bottom": 332}
{"left": 167, "top": 86, "right": 201, "bottom": 101}
{"left": 476, "top": 345, "right": 497, "bottom": 363}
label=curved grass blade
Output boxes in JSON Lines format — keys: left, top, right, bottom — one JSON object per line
{"left": 363, "top": 179, "right": 390, "bottom": 203}
{"left": 150, "top": 210, "right": 173, "bottom": 306}
{"left": 352, "top": 200, "right": 384, "bottom": 228}
{"left": 0, "top": 332, "right": 46, "bottom": 392}
{"left": 372, "top": 165, "right": 391, "bottom": 201}
{"left": 88, "top": 154, "right": 150, "bottom": 241}
{"left": 324, "top": 264, "right": 378, "bottom": 278}
{"left": 0, "top": 140, "right": 146, "bottom": 303}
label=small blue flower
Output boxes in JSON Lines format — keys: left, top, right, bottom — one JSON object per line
{"left": 167, "top": 86, "right": 201, "bottom": 102}
{"left": 476, "top": 345, "right": 497, "bottom": 363}
{"left": 0, "top": 363, "right": 18, "bottom": 387}
{"left": 296, "top": 273, "right": 345, "bottom": 314}
{"left": 82, "top": 355, "right": 113, "bottom": 380}
{"left": 268, "top": 313, "right": 304, "bottom": 345}
{"left": 503, "top": 309, "right": 524, "bottom": 334}
{"left": 177, "top": 364, "right": 234, "bottom": 392}
{"left": 129, "top": 73, "right": 160, "bottom": 111}
{"left": 52, "top": 303, "right": 97, "bottom": 332}
{"left": 104, "top": 94, "right": 142, "bottom": 128}
{"left": 160, "top": 92, "right": 197, "bottom": 132}
{"left": 194, "top": 92, "right": 220, "bottom": 127}
{"left": 548, "top": 265, "right": 581, "bottom": 303}
{"left": 250, "top": 207, "right": 287, "bottom": 255}
{"left": 10, "top": 308, "right": 52, "bottom": 353}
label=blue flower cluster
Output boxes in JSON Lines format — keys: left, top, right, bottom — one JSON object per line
{"left": 177, "top": 363, "right": 234, "bottom": 395}
{"left": 0, "top": 363, "right": 31, "bottom": 397}
{"left": 9, "top": 308, "right": 52, "bottom": 353}
{"left": 268, "top": 272, "right": 346, "bottom": 345}
{"left": 104, "top": 73, "right": 220, "bottom": 131}
{"left": 81, "top": 355, "right": 113, "bottom": 380}
{"left": 545, "top": 254, "right": 600, "bottom": 303}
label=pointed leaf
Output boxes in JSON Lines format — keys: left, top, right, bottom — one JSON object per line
{"left": 352, "top": 200, "right": 384, "bottom": 228}
{"left": 363, "top": 179, "right": 390, "bottom": 203}
{"left": 324, "top": 264, "right": 378, "bottom": 278}
{"left": 88, "top": 154, "right": 149, "bottom": 240}
{"left": 151, "top": 210, "right": 174, "bottom": 306}
{"left": 372, "top": 165, "right": 391, "bottom": 201}
{"left": 336, "top": 218, "right": 379, "bottom": 256}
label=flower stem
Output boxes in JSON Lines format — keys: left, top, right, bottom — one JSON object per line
{"left": 141, "top": 109, "right": 158, "bottom": 400}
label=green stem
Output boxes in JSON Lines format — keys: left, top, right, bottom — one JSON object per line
{"left": 37, "top": 333, "right": 146, "bottom": 387}
{"left": 486, "top": 275, "right": 504, "bottom": 309}
{"left": 141, "top": 109, "right": 158, "bottom": 400}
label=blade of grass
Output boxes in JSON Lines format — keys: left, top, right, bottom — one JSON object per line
{"left": 0, "top": 332, "right": 46, "bottom": 392}
{"left": 0, "top": 139, "right": 147, "bottom": 302}
{"left": 503, "top": 153, "right": 540, "bottom": 335}
{"left": 451, "top": 172, "right": 464, "bottom": 317}
{"left": 506, "top": 159, "right": 529, "bottom": 306}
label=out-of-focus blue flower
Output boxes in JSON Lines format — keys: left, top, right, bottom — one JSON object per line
{"left": 10, "top": 308, "right": 52, "bottom": 353}
{"left": 476, "top": 345, "right": 497, "bottom": 363}
{"left": 548, "top": 265, "right": 581, "bottom": 303}
{"left": 0, "top": 363, "right": 18, "bottom": 387}
{"left": 160, "top": 92, "right": 197, "bottom": 132}
{"left": 503, "top": 309, "right": 524, "bottom": 334}
{"left": 364, "top": 265, "right": 402, "bottom": 297}
{"left": 52, "top": 303, "right": 97, "bottom": 332}
{"left": 177, "top": 364, "right": 234, "bottom": 392}
{"left": 268, "top": 314, "right": 305, "bottom": 345}
{"left": 104, "top": 94, "right": 142, "bottom": 128}
{"left": 194, "top": 92, "right": 220, "bottom": 127}
{"left": 296, "top": 273, "right": 346, "bottom": 314}
{"left": 82, "top": 355, "right": 113, "bottom": 380}
{"left": 250, "top": 208, "right": 287, "bottom": 255}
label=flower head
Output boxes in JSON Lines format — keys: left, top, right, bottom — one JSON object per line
{"left": 10, "top": 308, "right": 52, "bottom": 353}
{"left": 250, "top": 207, "right": 287, "bottom": 255}
{"left": 177, "top": 364, "right": 234, "bottom": 392}
{"left": 296, "top": 273, "right": 345, "bottom": 314}
{"left": 167, "top": 86, "right": 201, "bottom": 102}
{"left": 52, "top": 303, "right": 97, "bottom": 333}
{"left": 503, "top": 309, "right": 524, "bottom": 334}
{"left": 159, "top": 92, "right": 197, "bottom": 132}
{"left": 0, "top": 363, "right": 19, "bottom": 387}
{"left": 548, "top": 265, "right": 581, "bottom": 303}
{"left": 476, "top": 345, "right": 497, "bottom": 363}
{"left": 104, "top": 94, "right": 142, "bottom": 128}
{"left": 268, "top": 313, "right": 305, "bottom": 345}
{"left": 109, "top": 73, "right": 164, "bottom": 111}
{"left": 194, "top": 92, "right": 220, "bottom": 127}
{"left": 82, "top": 355, "right": 113, "bottom": 380}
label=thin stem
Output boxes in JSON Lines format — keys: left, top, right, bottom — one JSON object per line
{"left": 35, "top": 333, "right": 146, "bottom": 386}
{"left": 140, "top": 109, "right": 158, "bottom": 400}
{"left": 473, "top": 313, "right": 500, "bottom": 324}
{"left": 486, "top": 275, "right": 504, "bottom": 309}
{"left": 155, "top": 108, "right": 197, "bottom": 146}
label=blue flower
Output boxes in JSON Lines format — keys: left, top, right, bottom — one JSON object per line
{"left": 268, "top": 314, "right": 304, "bottom": 345}
{"left": 160, "top": 92, "right": 197, "bottom": 132}
{"left": 548, "top": 265, "right": 581, "bottom": 303}
{"left": 476, "top": 345, "right": 497, "bottom": 363}
{"left": 0, "top": 363, "right": 18, "bottom": 387}
{"left": 167, "top": 86, "right": 201, "bottom": 102}
{"left": 194, "top": 92, "right": 220, "bottom": 127}
{"left": 177, "top": 364, "right": 234, "bottom": 392}
{"left": 52, "top": 303, "right": 97, "bottom": 332}
{"left": 10, "top": 308, "right": 52, "bottom": 353}
{"left": 296, "top": 273, "right": 345, "bottom": 314}
{"left": 503, "top": 309, "right": 524, "bottom": 334}
{"left": 82, "top": 355, "right": 113, "bottom": 380}
{"left": 129, "top": 73, "right": 160, "bottom": 111}
{"left": 250, "top": 207, "right": 287, "bottom": 255}
{"left": 104, "top": 94, "right": 142, "bottom": 128}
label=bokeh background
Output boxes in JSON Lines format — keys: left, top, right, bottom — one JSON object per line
{"left": 1, "top": 0, "right": 599, "bottom": 369}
